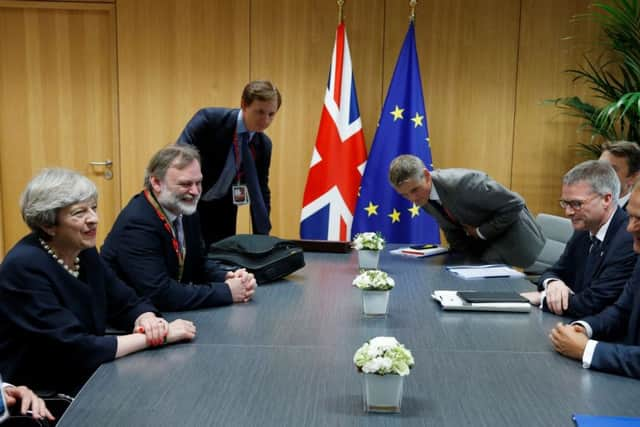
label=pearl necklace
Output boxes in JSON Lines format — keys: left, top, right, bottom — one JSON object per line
{"left": 38, "top": 238, "right": 80, "bottom": 278}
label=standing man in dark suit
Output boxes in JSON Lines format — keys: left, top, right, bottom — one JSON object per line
{"left": 176, "top": 80, "right": 281, "bottom": 247}
{"left": 599, "top": 140, "right": 640, "bottom": 210}
{"left": 388, "top": 154, "right": 544, "bottom": 268}
{"left": 550, "top": 183, "right": 640, "bottom": 379}
{"left": 521, "top": 160, "right": 636, "bottom": 317}
{"left": 102, "top": 145, "right": 256, "bottom": 312}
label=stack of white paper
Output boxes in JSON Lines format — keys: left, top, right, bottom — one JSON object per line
{"left": 445, "top": 264, "right": 524, "bottom": 280}
{"left": 431, "top": 290, "right": 531, "bottom": 312}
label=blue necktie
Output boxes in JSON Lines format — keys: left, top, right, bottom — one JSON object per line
{"left": 240, "top": 135, "right": 271, "bottom": 234}
{"left": 583, "top": 236, "right": 602, "bottom": 282}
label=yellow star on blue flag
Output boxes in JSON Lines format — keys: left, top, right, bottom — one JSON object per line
{"left": 364, "top": 201, "right": 379, "bottom": 217}
{"left": 390, "top": 105, "right": 404, "bottom": 121}
{"left": 388, "top": 209, "right": 401, "bottom": 223}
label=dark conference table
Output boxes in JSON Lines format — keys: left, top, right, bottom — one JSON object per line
{"left": 58, "top": 249, "right": 640, "bottom": 426}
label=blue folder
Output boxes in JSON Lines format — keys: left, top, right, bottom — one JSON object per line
{"left": 573, "top": 414, "right": 640, "bottom": 426}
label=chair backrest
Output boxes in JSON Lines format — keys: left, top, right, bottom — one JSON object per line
{"left": 524, "top": 213, "right": 573, "bottom": 275}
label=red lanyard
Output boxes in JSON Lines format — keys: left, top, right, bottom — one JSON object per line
{"left": 232, "top": 130, "right": 243, "bottom": 183}
{"left": 143, "top": 189, "right": 184, "bottom": 281}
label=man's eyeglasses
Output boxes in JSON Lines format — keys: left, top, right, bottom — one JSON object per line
{"left": 559, "top": 194, "right": 602, "bottom": 211}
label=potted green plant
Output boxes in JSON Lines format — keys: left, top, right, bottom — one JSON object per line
{"left": 353, "top": 336, "right": 415, "bottom": 413}
{"left": 353, "top": 269, "right": 396, "bottom": 316}
{"left": 352, "top": 232, "right": 385, "bottom": 269}
{"left": 549, "top": 0, "right": 640, "bottom": 155}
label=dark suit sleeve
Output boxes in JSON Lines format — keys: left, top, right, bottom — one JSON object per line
{"left": 539, "top": 222, "right": 636, "bottom": 318}
{"left": 563, "top": 237, "right": 635, "bottom": 318}
{"left": 469, "top": 174, "right": 524, "bottom": 240}
{"left": 590, "top": 342, "right": 640, "bottom": 379}
{"left": 582, "top": 261, "right": 640, "bottom": 340}
{"left": 258, "top": 136, "right": 272, "bottom": 213}
{"left": 0, "top": 258, "right": 117, "bottom": 373}
{"left": 579, "top": 261, "right": 640, "bottom": 378}
{"left": 176, "top": 109, "right": 211, "bottom": 147}
{"left": 100, "top": 258, "right": 158, "bottom": 330}
{"left": 110, "top": 216, "right": 233, "bottom": 311}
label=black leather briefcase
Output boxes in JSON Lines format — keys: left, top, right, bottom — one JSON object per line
{"left": 207, "top": 234, "right": 305, "bottom": 284}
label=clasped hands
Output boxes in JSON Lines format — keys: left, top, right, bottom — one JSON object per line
{"left": 226, "top": 268, "right": 256, "bottom": 303}
{"left": 549, "top": 322, "right": 589, "bottom": 361}
{"left": 134, "top": 312, "right": 197, "bottom": 347}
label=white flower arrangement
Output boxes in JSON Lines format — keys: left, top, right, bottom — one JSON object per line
{"left": 352, "top": 269, "right": 395, "bottom": 291}
{"left": 353, "top": 336, "right": 415, "bottom": 376}
{"left": 352, "top": 232, "right": 385, "bottom": 251}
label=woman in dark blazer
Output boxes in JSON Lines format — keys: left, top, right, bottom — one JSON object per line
{"left": 0, "top": 168, "right": 197, "bottom": 395}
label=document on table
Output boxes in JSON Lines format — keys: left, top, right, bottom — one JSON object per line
{"left": 390, "top": 245, "right": 449, "bottom": 258}
{"left": 431, "top": 290, "right": 531, "bottom": 313}
{"left": 573, "top": 414, "right": 640, "bottom": 426}
{"left": 445, "top": 264, "right": 525, "bottom": 280}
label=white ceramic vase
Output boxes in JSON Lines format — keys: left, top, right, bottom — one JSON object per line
{"left": 361, "top": 290, "right": 390, "bottom": 316}
{"left": 357, "top": 250, "right": 380, "bottom": 269}
{"left": 362, "top": 373, "right": 404, "bottom": 413}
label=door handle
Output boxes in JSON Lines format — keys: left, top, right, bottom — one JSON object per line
{"left": 88, "top": 159, "right": 113, "bottom": 180}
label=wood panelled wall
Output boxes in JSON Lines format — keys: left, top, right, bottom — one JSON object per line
{"left": 0, "top": 0, "right": 598, "bottom": 257}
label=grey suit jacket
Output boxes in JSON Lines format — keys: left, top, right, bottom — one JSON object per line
{"left": 422, "top": 168, "right": 544, "bottom": 267}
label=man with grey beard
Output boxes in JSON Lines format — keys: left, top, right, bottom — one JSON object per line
{"left": 102, "top": 145, "right": 255, "bottom": 311}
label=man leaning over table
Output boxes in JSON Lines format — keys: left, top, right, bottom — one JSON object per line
{"left": 101, "top": 145, "right": 255, "bottom": 311}
{"left": 388, "top": 154, "right": 544, "bottom": 268}
{"left": 521, "top": 160, "right": 637, "bottom": 317}
{"left": 550, "top": 182, "right": 640, "bottom": 379}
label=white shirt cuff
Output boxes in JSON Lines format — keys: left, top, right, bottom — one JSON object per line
{"left": 539, "top": 291, "right": 546, "bottom": 309}
{"left": 582, "top": 340, "right": 598, "bottom": 369}
{"left": 542, "top": 278, "right": 558, "bottom": 290}
{"left": 476, "top": 228, "right": 486, "bottom": 240}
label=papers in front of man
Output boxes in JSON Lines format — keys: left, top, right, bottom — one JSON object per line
{"left": 445, "top": 264, "right": 525, "bottom": 280}
{"left": 390, "top": 244, "right": 449, "bottom": 258}
{"left": 431, "top": 290, "right": 531, "bottom": 313}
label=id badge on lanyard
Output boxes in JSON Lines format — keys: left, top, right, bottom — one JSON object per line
{"left": 232, "top": 184, "right": 250, "bottom": 205}
{"left": 232, "top": 130, "right": 250, "bottom": 205}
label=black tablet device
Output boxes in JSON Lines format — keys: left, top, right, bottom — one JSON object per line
{"left": 456, "top": 291, "right": 529, "bottom": 304}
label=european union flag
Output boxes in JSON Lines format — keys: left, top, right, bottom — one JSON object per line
{"left": 352, "top": 21, "right": 439, "bottom": 244}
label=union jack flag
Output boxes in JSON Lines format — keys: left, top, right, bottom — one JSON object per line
{"left": 300, "top": 23, "right": 367, "bottom": 241}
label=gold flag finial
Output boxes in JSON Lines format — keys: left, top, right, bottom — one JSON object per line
{"left": 338, "top": 0, "right": 345, "bottom": 24}
{"left": 409, "top": 0, "right": 417, "bottom": 22}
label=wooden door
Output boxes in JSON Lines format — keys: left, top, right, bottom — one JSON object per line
{"left": 0, "top": 1, "right": 119, "bottom": 259}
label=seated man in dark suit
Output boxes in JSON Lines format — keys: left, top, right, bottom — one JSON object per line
{"left": 550, "top": 182, "right": 640, "bottom": 379}
{"left": 522, "top": 160, "right": 637, "bottom": 317}
{"left": 102, "top": 145, "right": 256, "bottom": 311}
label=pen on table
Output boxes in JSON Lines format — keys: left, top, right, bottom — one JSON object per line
{"left": 482, "top": 275, "right": 510, "bottom": 279}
